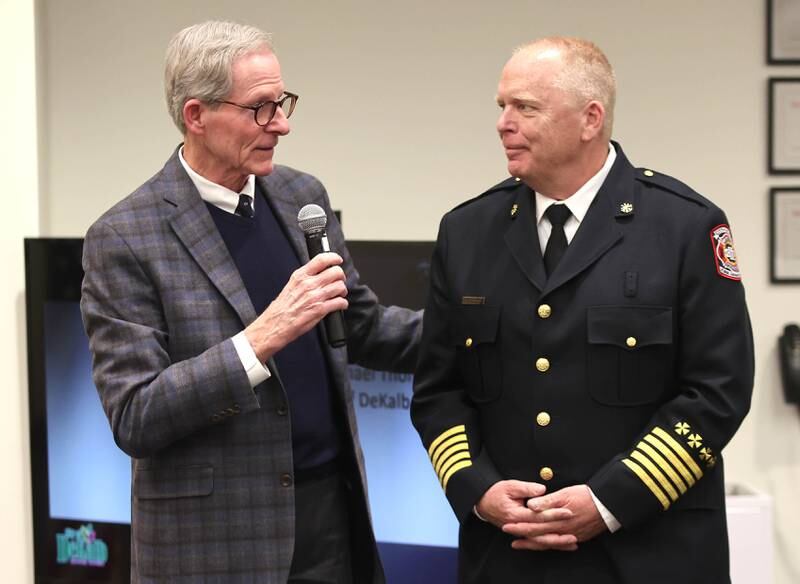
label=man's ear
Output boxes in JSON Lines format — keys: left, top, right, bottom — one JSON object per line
{"left": 183, "top": 98, "right": 207, "bottom": 136}
{"left": 581, "top": 100, "right": 605, "bottom": 141}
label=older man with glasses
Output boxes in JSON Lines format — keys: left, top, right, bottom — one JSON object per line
{"left": 80, "top": 20, "right": 420, "bottom": 584}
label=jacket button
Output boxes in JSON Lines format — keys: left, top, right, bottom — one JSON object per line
{"left": 537, "top": 304, "right": 552, "bottom": 319}
{"left": 276, "top": 404, "right": 288, "bottom": 416}
{"left": 535, "top": 357, "right": 550, "bottom": 372}
{"left": 465, "top": 337, "right": 473, "bottom": 348}
{"left": 539, "top": 467, "right": 554, "bottom": 481}
{"left": 211, "top": 414, "right": 220, "bottom": 422}
{"left": 280, "top": 473, "right": 293, "bottom": 487}
{"left": 626, "top": 336, "right": 637, "bottom": 348}
{"left": 536, "top": 412, "right": 551, "bottom": 427}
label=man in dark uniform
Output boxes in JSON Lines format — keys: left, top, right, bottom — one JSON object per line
{"left": 411, "top": 36, "right": 753, "bottom": 583}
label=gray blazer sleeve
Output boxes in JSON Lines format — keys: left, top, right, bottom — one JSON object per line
{"left": 80, "top": 219, "right": 261, "bottom": 459}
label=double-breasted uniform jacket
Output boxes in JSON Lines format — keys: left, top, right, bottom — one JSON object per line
{"left": 80, "top": 150, "right": 420, "bottom": 583}
{"left": 411, "top": 143, "right": 754, "bottom": 583}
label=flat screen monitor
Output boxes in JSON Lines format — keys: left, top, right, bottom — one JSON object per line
{"left": 26, "top": 238, "right": 457, "bottom": 583}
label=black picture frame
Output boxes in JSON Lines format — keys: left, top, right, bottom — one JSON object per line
{"left": 767, "top": 0, "right": 800, "bottom": 64}
{"left": 770, "top": 187, "right": 800, "bottom": 283}
{"left": 768, "top": 78, "right": 800, "bottom": 174}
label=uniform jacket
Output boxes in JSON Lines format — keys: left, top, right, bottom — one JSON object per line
{"left": 411, "top": 144, "right": 754, "bottom": 584}
{"left": 80, "top": 150, "right": 420, "bottom": 583}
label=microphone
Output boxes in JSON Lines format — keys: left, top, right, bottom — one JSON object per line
{"left": 297, "top": 204, "right": 347, "bottom": 348}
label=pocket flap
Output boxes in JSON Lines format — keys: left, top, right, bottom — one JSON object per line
{"left": 451, "top": 305, "right": 500, "bottom": 346}
{"left": 134, "top": 464, "right": 213, "bottom": 500}
{"left": 587, "top": 306, "right": 672, "bottom": 348}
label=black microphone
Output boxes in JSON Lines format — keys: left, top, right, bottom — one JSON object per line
{"left": 297, "top": 204, "right": 347, "bottom": 348}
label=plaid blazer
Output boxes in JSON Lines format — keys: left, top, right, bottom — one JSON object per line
{"left": 80, "top": 150, "right": 420, "bottom": 583}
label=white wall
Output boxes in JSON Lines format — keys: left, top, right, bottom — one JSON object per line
{"left": 32, "top": 1, "right": 800, "bottom": 582}
{"left": 1, "top": 0, "right": 39, "bottom": 581}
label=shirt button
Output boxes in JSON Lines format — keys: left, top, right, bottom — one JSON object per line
{"left": 280, "top": 473, "right": 293, "bottom": 487}
{"left": 536, "top": 412, "right": 551, "bottom": 427}
{"left": 535, "top": 357, "right": 550, "bottom": 372}
{"left": 537, "top": 304, "right": 552, "bottom": 319}
{"left": 626, "top": 336, "right": 637, "bottom": 348}
{"left": 539, "top": 467, "right": 554, "bottom": 481}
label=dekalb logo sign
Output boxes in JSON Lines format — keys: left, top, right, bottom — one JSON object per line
{"left": 56, "top": 524, "right": 108, "bottom": 567}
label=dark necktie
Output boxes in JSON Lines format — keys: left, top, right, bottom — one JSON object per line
{"left": 543, "top": 204, "right": 572, "bottom": 277}
{"left": 235, "top": 194, "right": 254, "bottom": 218}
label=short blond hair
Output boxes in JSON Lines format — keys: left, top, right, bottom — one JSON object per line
{"left": 164, "top": 21, "right": 273, "bottom": 134}
{"left": 515, "top": 37, "right": 616, "bottom": 137}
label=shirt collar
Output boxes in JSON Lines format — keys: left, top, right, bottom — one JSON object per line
{"left": 535, "top": 143, "right": 617, "bottom": 225}
{"left": 178, "top": 146, "right": 256, "bottom": 214}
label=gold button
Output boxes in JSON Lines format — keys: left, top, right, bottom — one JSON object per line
{"left": 465, "top": 337, "right": 473, "bottom": 348}
{"left": 536, "top": 412, "right": 551, "bottom": 427}
{"left": 537, "top": 304, "right": 552, "bottom": 319}
{"left": 535, "top": 358, "right": 550, "bottom": 372}
{"left": 643, "top": 169, "right": 654, "bottom": 177}
{"left": 539, "top": 467, "right": 554, "bottom": 481}
{"left": 626, "top": 336, "right": 637, "bottom": 348}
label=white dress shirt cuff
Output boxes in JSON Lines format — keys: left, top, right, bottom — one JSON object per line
{"left": 473, "top": 505, "right": 489, "bottom": 522}
{"left": 588, "top": 487, "right": 621, "bottom": 533}
{"left": 232, "top": 331, "right": 271, "bottom": 387}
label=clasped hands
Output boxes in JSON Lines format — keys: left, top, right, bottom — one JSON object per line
{"left": 475, "top": 480, "right": 607, "bottom": 551}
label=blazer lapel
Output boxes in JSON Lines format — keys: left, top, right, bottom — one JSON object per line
{"left": 542, "top": 147, "right": 637, "bottom": 295}
{"left": 162, "top": 153, "right": 257, "bottom": 327}
{"left": 504, "top": 184, "right": 547, "bottom": 292}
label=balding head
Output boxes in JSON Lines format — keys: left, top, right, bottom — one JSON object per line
{"left": 512, "top": 37, "right": 616, "bottom": 138}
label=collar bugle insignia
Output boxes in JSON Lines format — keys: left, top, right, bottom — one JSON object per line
{"left": 710, "top": 224, "right": 741, "bottom": 281}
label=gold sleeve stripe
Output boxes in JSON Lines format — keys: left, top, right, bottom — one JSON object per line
{"left": 644, "top": 434, "right": 695, "bottom": 487}
{"left": 630, "top": 451, "right": 679, "bottom": 502}
{"left": 623, "top": 458, "right": 670, "bottom": 510}
{"left": 438, "top": 451, "right": 471, "bottom": 483}
{"left": 637, "top": 441, "right": 688, "bottom": 494}
{"left": 434, "top": 442, "right": 470, "bottom": 476}
{"left": 431, "top": 434, "right": 468, "bottom": 468}
{"left": 652, "top": 427, "right": 703, "bottom": 480}
{"left": 428, "top": 425, "right": 466, "bottom": 457}
{"left": 442, "top": 460, "right": 472, "bottom": 491}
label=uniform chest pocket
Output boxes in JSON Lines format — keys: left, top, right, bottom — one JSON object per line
{"left": 452, "top": 305, "right": 502, "bottom": 403}
{"left": 587, "top": 306, "right": 674, "bottom": 406}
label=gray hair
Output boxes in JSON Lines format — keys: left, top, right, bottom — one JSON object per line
{"left": 164, "top": 21, "right": 273, "bottom": 134}
{"left": 515, "top": 37, "right": 616, "bottom": 138}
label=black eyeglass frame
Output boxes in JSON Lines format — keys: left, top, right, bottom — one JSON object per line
{"left": 217, "top": 91, "right": 299, "bottom": 126}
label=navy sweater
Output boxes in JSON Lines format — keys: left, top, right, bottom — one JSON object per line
{"left": 206, "top": 191, "right": 341, "bottom": 470}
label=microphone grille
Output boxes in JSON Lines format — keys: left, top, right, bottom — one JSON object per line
{"left": 297, "top": 204, "right": 327, "bottom": 234}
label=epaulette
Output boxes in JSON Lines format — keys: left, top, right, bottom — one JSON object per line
{"left": 451, "top": 176, "right": 523, "bottom": 212}
{"left": 635, "top": 168, "right": 711, "bottom": 208}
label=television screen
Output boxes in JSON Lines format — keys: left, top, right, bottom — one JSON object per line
{"left": 26, "top": 238, "right": 457, "bottom": 583}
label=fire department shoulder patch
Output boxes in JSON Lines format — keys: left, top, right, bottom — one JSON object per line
{"left": 710, "top": 224, "right": 741, "bottom": 281}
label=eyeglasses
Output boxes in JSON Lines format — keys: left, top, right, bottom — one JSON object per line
{"left": 217, "top": 92, "right": 299, "bottom": 126}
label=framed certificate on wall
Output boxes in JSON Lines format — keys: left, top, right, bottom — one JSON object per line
{"left": 770, "top": 188, "right": 800, "bottom": 282}
{"left": 769, "top": 78, "right": 800, "bottom": 174}
{"left": 768, "top": 0, "right": 800, "bottom": 64}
